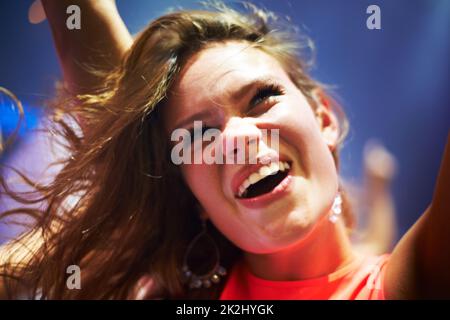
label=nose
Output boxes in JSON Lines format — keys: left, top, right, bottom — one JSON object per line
{"left": 220, "top": 117, "right": 275, "bottom": 164}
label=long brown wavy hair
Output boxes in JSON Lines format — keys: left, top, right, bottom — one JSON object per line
{"left": 0, "top": 2, "right": 351, "bottom": 299}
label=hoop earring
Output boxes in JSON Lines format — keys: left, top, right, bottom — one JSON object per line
{"left": 182, "top": 220, "right": 227, "bottom": 289}
{"left": 329, "top": 192, "right": 342, "bottom": 223}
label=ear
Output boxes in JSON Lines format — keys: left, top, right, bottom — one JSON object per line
{"left": 312, "top": 89, "right": 340, "bottom": 151}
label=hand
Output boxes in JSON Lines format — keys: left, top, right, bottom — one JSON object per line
{"left": 363, "top": 139, "right": 397, "bottom": 186}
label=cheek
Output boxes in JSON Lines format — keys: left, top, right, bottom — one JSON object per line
{"left": 182, "top": 165, "right": 212, "bottom": 196}
{"left": 181, "top": 164, "right": 227, "bottom": 210}
{"left": 268, "top": 96, "right": 330, "bottom": 169}
{"left": 268, "top": 96, "right": 339, "bottom": 205}
{"left": 181, "top": 165, "right": 250, "bottom": 245}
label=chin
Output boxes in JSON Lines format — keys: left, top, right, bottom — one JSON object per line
{"left": 241, "top": 209, "right": 317, "bottom": 254}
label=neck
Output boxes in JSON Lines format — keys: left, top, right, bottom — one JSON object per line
{"left": 244, "top": 216, "right": 356, "bottom": 281}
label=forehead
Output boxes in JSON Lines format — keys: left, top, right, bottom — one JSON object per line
{"left": 164, "top": 42, "right": 291, "bottom": 128}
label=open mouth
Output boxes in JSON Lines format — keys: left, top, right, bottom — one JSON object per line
{"left": 237, "top": 161, "right": 291, "bottom": 199}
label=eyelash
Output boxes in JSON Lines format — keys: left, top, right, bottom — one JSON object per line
{"left": 251, "top": 84, "right": 284, "bottom": 107}
{"left": 188, "top": 125, "right": 215, "bottom": 138}
{"left": 186, "top": 125, "right": 220, "bottom": 147}
{"left": 185, "top": 84, "right": 284, "bottom": 144}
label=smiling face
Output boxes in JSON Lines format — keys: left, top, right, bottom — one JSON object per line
{"left": 163, "top": 41, "right": 340, "bottom": 254}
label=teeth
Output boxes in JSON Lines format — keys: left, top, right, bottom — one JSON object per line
{"left": 259, "top": 166, "right": 271, "bottom": 176}
{"left": 249, "top": 173, "right": 260, "bottom": 184}
{"left": 237, "top": 161, "right": 291, "bottom": 197}
{"left": 269, "top": 162, "right": 279, "bottom": 173}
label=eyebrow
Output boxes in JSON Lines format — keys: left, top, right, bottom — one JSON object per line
{"left": 173, "top": 76, "right": 279, "bottom": 130}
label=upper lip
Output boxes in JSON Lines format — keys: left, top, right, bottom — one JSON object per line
{"left": 231, "top": 154, "right": 292, "bottom": 197}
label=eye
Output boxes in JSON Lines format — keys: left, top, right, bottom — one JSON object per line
{"left": 188, "top": 125, "right": 214, "bottom": 137}
{"left": 187, "top": 125, "right": 218, "bottom": 143}
{"left": 249, "top": 84, "right": 284, "bottom": 109}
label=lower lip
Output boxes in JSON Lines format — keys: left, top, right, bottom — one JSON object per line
{"left": 236, "top": 173, "right": 293, "bottom": 209}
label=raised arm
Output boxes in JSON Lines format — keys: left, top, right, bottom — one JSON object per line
{"left": 356, "top": 141, "right": 397, "bottom": 255}
{"left": 386, "top": 133, "right": 450, "bottom": 299}
{"left": 0, "top": 1, "right": 133, "bottom": 299}
{"left": 41, "top": 0, "right": 133, "bottom": 94}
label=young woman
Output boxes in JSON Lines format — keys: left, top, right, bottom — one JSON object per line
{"left": 0, "top": 1, "right": 449, "bottom": 299}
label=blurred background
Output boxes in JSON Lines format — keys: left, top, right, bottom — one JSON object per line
{"left": 0, "top": 0, "right": 449, "bottom": 247}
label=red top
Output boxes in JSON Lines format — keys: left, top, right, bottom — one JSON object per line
{"left": 220, "top": 254, "right": 390, "bottom": 300}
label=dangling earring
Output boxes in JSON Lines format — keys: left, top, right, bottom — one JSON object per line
{"left": 329, "top": 192, "right": 342, "bottom": 223}
{"left": 181, "top": 219, "right": 227, "bottom": 289}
